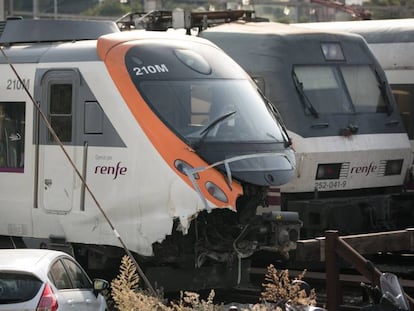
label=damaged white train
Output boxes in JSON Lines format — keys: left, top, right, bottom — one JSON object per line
{"left": 0, "top": 18, "right": 298, "bottom": 290}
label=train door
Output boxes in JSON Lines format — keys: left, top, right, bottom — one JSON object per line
{"left": 36, "top": 70, "right": 80, "bottom": 214}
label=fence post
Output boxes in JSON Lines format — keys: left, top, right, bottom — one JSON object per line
{"left": 325, "top": 230, "right": 342, "bottom": 310}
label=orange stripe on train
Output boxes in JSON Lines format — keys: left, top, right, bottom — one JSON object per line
{"left": 97, "top": 34, "right": 243, "bottom": 209}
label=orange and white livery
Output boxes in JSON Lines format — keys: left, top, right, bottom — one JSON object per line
{"left": 0, "top": 19, "right": 297, "bottom": 290}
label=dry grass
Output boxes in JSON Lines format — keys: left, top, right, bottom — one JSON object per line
{"left": 111, "top": 256, "right": 319, "bottom": 311}
{"left": 257, "top": 264, "right": 317, "bottom": 309}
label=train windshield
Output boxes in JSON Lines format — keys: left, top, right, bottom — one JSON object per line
{"left": 125, "top": 41, "right": 286, "bottom": 146}
{"left": 140, "top": 79, "right": 285, "bottom": 145}
{"left": 293, "top": 65, "right": 387, "bottom": 115}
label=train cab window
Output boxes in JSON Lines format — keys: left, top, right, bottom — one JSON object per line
{"left": 49, "top": 84, "right": 72, "bottom": 142}
{"left": 341, "top": 66, "right": 387, "bottom": 113}
{"left": 141, "top": 79, "right": 284, "bottom": 144}
{"left": 293, "top": 66, "right": 354, "bottom": 114}
{"left": 190, "top": 86, "right": 212, "bottom": 126}
{"left": 293, "top": 65, "right": 387, "bottom": 115}
{"left": 0, "top": 102, "right": 25, "bottom": 172}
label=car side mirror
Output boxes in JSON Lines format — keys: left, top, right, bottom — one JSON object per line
{"left": 93, "top": 278, "right": 109, "bottom": 294}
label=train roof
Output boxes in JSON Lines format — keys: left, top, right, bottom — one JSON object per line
{"left": 201, "top": 21, "right": 367, "bottom": 42}
{"left": 203, "top": 21, "right": 356, "bottom": 35}
{"left": 202, "top": 21, "right": 316, "bottom": 35}
{"left": 296, "top": 19, "right": 414, "bottom": 44}
{"left": 97, "top": 29, "right": 221, "bottom": 61}
{"left": 0, "top": 19, "right": 120, "bottom": 45}
{"left": 200, "top": 21, "right": 377, "bottom": 71}
{"left": 201, "top": 21, "right": 368, "bottom": 46}
{"left": 0, "top": 22, "right": 220, "bottom": 64}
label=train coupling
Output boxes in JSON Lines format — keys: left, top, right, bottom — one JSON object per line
{"left": 258, "top": 211, "right": 302, "bottom": 258}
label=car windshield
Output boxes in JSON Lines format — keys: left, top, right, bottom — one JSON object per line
{"left": 293, "top": 65, "right": 387, "bottom": 115}
{"left": 140, "top": 79, "right": 285, "bottom": 145}
{"left": 0, "top": 272, "right": 42, "bottom": 304}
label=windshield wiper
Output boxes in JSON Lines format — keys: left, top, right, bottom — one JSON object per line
{"left": 192, "top": 110, "right": 237, "bottom": 150}
{"left": 257, "top": 88, "right": 292, "bottom": 147}
{"left": 292, "top": 71, "right": 319, "bottom": 118}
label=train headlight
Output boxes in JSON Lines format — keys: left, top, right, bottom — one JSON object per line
{"left": 316, "top": 163, "right": 342, "bottom": 180}
{"left": 174, "top": 159, "right": 199, "bottom": 179}
{"left": 321, "top": 42, "right": 345, "bottom": 61}
{"left": 384, "top": 159, "right": 403, "bottom": 176}
{"left": 205, "top": 181, "right": 228, "bottom": 203}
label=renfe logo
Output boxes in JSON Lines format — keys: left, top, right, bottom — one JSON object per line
{"left": 94, "top": 162, "right": 127, "bottom": 179}
{"left": 350, "top": 162, "right": 377, "bottom": 176}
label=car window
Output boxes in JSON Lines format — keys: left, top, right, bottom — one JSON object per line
{"left": 61, "top": 258, "right": 92, "bottom": 289}
{"left": 0, "top": 272, "right": 42, "bottom": 304}
{"left": 49, "top": 259, "right": 72, "bottom": 290}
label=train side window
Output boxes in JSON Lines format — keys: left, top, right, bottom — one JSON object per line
{"left": 0, "top": 102, "right": 25, "bottom": 172}
{"left": 391, "top": 85, "right": 414, "bottom": 139}
{"left": 84, "top": 101, "right": 103, "bottom": 134}
{"left": 49, "top": 83, "right": 72, "bottom": 142}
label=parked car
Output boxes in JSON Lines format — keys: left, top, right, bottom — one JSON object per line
{"left": 0, "top": 249, "right": 109, "bottom": 310}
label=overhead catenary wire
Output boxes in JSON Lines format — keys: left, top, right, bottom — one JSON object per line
{"left": 0, "top": 46, "right": 157, "bottom": 297}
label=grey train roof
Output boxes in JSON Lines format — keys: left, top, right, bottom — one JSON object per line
{"left": 200, "top": 21, "right": 367, "bottom": 44}
{"left": 0, "top": 19, "right": 119, "bottom": 44}
{"left": 200, "top": 22, "right": 373, "bottom": 66}
{"left": 295, "top": 19, "right": 414, "bottom": 44}
{"left": 0, "top": 19, "right": 120, "bottom": 64}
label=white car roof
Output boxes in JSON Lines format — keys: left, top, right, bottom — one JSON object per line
{"left": 0, "top": 249, "right": 69, "bottom": 273}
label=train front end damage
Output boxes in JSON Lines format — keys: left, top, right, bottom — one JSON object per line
{"left": 97, "top": 31, "right": 300, "bottom": 289}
